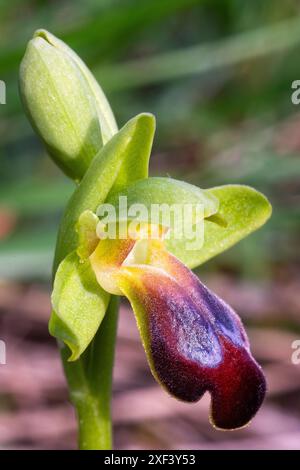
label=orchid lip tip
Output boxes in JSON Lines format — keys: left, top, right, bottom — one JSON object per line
{"left": 209, "top": 417, "right": 253, "bottom": 432}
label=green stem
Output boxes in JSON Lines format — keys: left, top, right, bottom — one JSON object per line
{"left": 51, "top": 115, "right": 153, "bottom": 449}
{"left": 51, "top": 120, "right": 134, "bottom": 449}
{"left": 61, "top": 296, "right": 119, "bottom": 450}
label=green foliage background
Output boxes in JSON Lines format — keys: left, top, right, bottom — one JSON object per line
{"left": 0, "top": 0, "right": 300, "bottom": 282}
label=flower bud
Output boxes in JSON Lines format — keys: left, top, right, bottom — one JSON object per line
{"left": 19, "top": 29, "right": 118, "bottom": 181}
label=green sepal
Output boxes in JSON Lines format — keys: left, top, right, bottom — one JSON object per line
{"left": 108, "top": 177, "right": 218, "bottom": 218}
{"left": 54, "top": 113, "right": 155, "bottom": 270}
{"left": 107, "top": 176, "right": 218, "bottom": 246}
{"left": 50, "top": 251, "right": 110, "bottom": 361}
{"left": 176, "top": 184, "right": 272, "bottom": 268}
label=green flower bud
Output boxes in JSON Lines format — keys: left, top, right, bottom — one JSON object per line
{"left": 19, "top": 29, "right": 118, "bottom": 181}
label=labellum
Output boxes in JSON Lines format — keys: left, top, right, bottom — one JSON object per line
{"left": 90, "top": 223, "right": 266, "bottom": 430}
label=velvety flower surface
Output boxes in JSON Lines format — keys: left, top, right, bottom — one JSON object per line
{"left": 90, "top": 227, "right": 266, "bottom": 430}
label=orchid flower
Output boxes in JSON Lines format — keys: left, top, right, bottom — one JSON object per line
{"left": 19, "top": 30, "right": 272, "bottom": 449}
{"left": 89, "top": 221, "right": 266, "bottom": 431}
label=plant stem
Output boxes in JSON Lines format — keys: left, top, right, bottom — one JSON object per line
{"left": 50, "top": 115, "right": 154, "bottom": 449}
{"left": 61, "top": 296, "right": 119, "bottom": 450}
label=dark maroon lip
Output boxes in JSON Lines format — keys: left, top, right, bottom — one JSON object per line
{"left": 137, "top": 269, "right": 266, "bottom": 430}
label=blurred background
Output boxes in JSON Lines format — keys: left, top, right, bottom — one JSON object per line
{"left": 1, "top": 0, "right": 300, "bottom": 449}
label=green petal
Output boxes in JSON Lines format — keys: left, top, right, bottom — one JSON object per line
{"left": 175, "top": 184, "right": 272, "bottom": 269}
{"left": 54, "top": 113, "right": 155, "bottom": 270}
{"left": 50, "top": 251, "right": 110, "bottom": 361}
